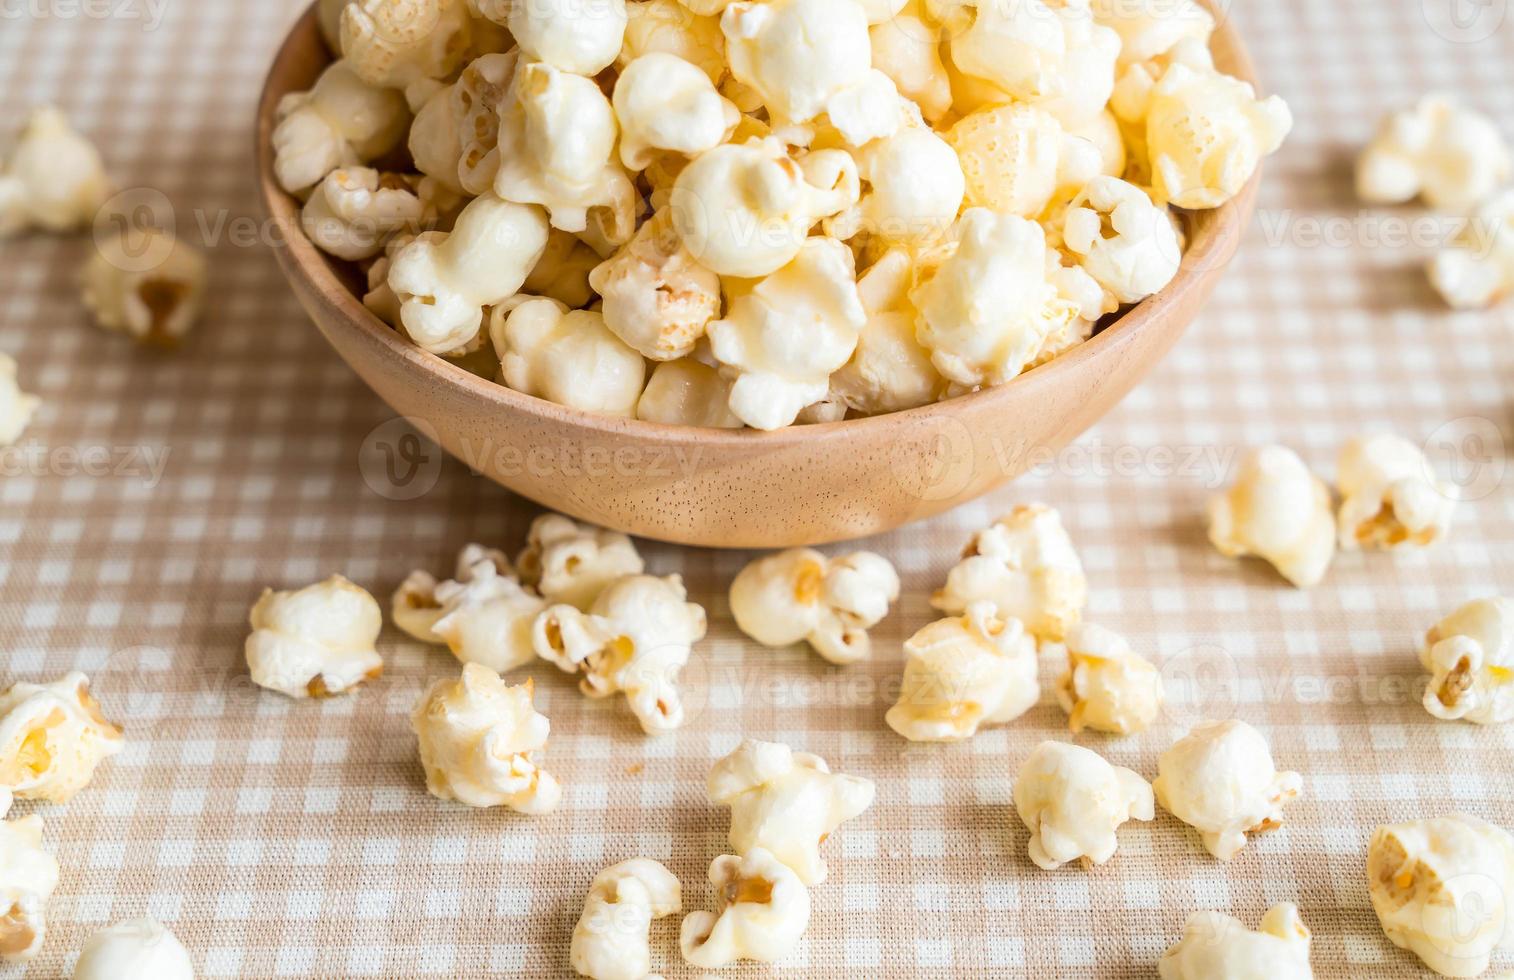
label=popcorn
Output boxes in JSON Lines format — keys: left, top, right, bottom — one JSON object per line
{"left": 493, "top": 298, "right": 647, "bottom": 417}
{"left": 408, "top": 82, "right": 464, "bottom": 194}
{"left": 0, "top": 672, "right": 122, "bottom": 803}
{"left": 620, "top": 0, "right": 727, "bottom": 83}
{"left": 708, "top": 739, "right": 875, "bottom": 885}
{"left": 1336, "top": 433, "right": 1455, "bottom": 551}
{"left": 302, "top": 167, "right": 425, "bottom": 261}
{"left": 82, "top": 226, "right": 208, "bottom": 348}
{"left": 668, "top": 137, "right": 858, "bottom": 278}
{"left": 533, "top": 574, "right": 707, "bottom": 733}
{"left": 1420, "top": 596, "right": 1514, "bottom": 726}
{"left": 946, "top": 103, "right": 1102, "bottom": 219}
{"left": 912, "top": 209, "right": 1083, "bottom": 388}
{"left": 339, "top": 0, "right": 474, "bottom": 89}
{"left": 589, "top": 209, "right": 721, "bottom": 361}
{"left": 930, "top": 503, "right": 1088, "bottom": 642}
{"left": 0, "top": 355, "right": 39, "bottom": 447}
{"left": 720, "top": 0, "right": 872, "bottom": 126}
{"left": 388, "top": 193, "right": 551, "bottom": 355}
{"left": 429, "top": 554, "right": 547, "bottom": 674}
{"left": 636, "top": 358, "right": 743, "bottom": 428}
{"left": 453, "top": 51, "right": 518, "bottom": 196}
{"left": 411, "top": 664, "right": 562, "bottom": 812}
{"left": 1013, "top": 740, "right": 1154, "bottom": 870}
{"left": 1052, "top": 623, "right": 1164, "bottom": 735}
{"left": 613, "top": 53, "right": 740, "bottom": 171}
{"left": 272, "top": 60, "right": 409, "bottom": 195}
{"left": 869, "top": 10, "right": 952, "bottom": 124}
{"left": 832, "top": 249, "right": 946, "bottom": 415}
{"left": 679, "top": 849, "right": 810, "bottom": 968}
{"left": 1061, "top": 175, "right": 1183, "bottom": 308}
{"left": 1357, "top": 95, "right": 1512, "bottom": 212}
{"left": 504, "top": 0, "right": 628, "bottom": 75}
{"left": 848, "top": 125, "right": 964, "bottom": 247}
{"left": 886, "top": 601, "right": 1040, "bottom": 742}
{"left": 0, "top": 106, "right": 110, "bottom": 237}
{"left": 707, "top": 237, "right": 867, "bottom": 430}
{"left": 524, "top": 229, "right": 602, "bottom": 310}
{"left": 571, "top": 859, "right": 682, "bottom": 980}
{"left": 516, "top": 514, "right": 645, "bottom": 609}
{"left": 1158, "top": 904, "right": 1314, "bottom": 980}
{"left": 1367, "top": 813, "right": 1514, "bottom": 978}
{"left": 1153, "top": 719, "right": 1302, "bottom": 861}
{"left": 1207, "top": 445, "right": 1336, "bottom": 589}
{"left": 1428, "top": 188, "right": 1514, "bottom": 310}
{"left": 1091, "top": 0, "right": 1214, "bottom": 69}
{"left": 0, "top": 810, "right": 58, "bottom": 962}
{"left": 728, "top": 548, "right": 900, "bottom": 665}
{"left": 74, "top": 918, "right": 195, "bottom": 980}
{"left": 1071, "top": 110, "right": 1129, "bottom": 178}
{"left": 245, "top": 575, "right": 385, "bottom": 699}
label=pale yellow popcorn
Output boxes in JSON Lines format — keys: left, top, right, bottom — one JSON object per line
{"left": 516, "top": 514, "right": 645, "bottom": 609}
{"left": 1062, "top": 175, "right": 1182, "bottom": 308}
{"left": 614, "top": 54, "right": 739, "bottom": 171}
{"left": 931, "top": 503, "right": 1088, "bottom": 641}
{"left": 274, "top": 61, "right": 409, "bottom": 195}
{"left": 1420, "top": 596, "right": 1514, "bottom": 726}
{"left": 844, "top": 125, "right": 964, "bottom": 247}
{"left": 0, "top": 673, "right": 122, "bottom": 804}
{"left": 493, "top": 298, "right": 647, "bottom": 417}
{"left": 503, "top": 0, "right": 628, "bottom": 75}
{"left": 1013, "top": 740, "right": 1154, "bottom": 870}
{"left": 1207, "top": 445, "right": 1336, "bottom": 589}
{"left": 524, "top": 229, "right": 602, "bottom": 310}
{"left": 1159, "top": 904, "right": 1314, "bottom": 980}
{"left": 411, "top": 663, "right": 562, "bottom": 813}
{"left": 0, "top": 809, "right": 58, "bottom": 963}
{"left": 388, "top": 193, "right": 551, "bottom": 355}
{"left": 74, "top": 918, "right": 195, "bottom": 980}
{"left": 1070, "top": 110, "right": 1128, "bottom": 178}
{"left": 707, "top": 237, "right": 867, "bottom": 430}
{"left": 1091, "top": 0, "right": 1214, "bottom": 69}
{"left": 1429, "top": 189, "right": 1514, "bottom": 310}
{"left": 301, "top": 167, "right": 425, "bottom": 262}
{"left": 832, "top": 249, "right": 946, "bottom": 415}
{"left": 679, "top": 849, "right": 810, "bottom": 968}
{"left": 408, "top": 82, "right": 463, "bottom": 195}
{"left": 1153, "top": 719, "right": 1302, "bottom": 861}
{"left": 729, "top": 548, "right": 900, "bottom": 665}
{"left": 361, "top": 233, "right": 413, "bottom": 327}
{"left": 720, "top": 0, "right": 872, "bottom": 126}
{"left": 392, "top": 543, "right": 513, "bottom": 643}
{"left": 869, "top": 10, "right": 952, "bottom": 124}
{"left": 339, "top": 0, "right": 474, "bottom": 89}
{"left": 1368, "top": 814, "right": 1514, "bottom": 978}
{"left": 677, "top": 0, "right": 737, "bottom": 15}
{"left": 571, "top": 859, "right": 682, "bottom": 980}
{"left": 82, "top": 225, "right": 207, "bottom": 348}
{"left": 0, "top": 107, "right": 110, "bottom": 237}
{"left": 1052, "top": 623, "right": 1164, "bottom": 735}
{"left": 453, "top": 50, "right": 518, "bottom": 196}
{"left": 589, "top": 209, "right": 721, "bottom": 362}
{"left": 1336, "top": 433, "right": 1455, "bottom": 551}
{"left": 886, "top": 601, "right": 1040, "bottom": 742}
{"left": 1357, "top": 95, "right": 1512, "bottom": 212}
{"left": 946, "top": 103, "right": 1101, "bottom": 219}
{"left": 637, "top": 358, "right": 743, "bottom": 427}
{"left": 430, "top": 554, "right": 547, "bottom": 674}
{"left": 619, "top": 0, "right": 726, "bottom": 83}
{"left": 0, "top": 355, "right": 39, "bottom": 448}
{"left": 245, "top": 576, "right": 384, "bottom": 699}
{"left": 534, "top": 574, "right": 706, "bottom": 733}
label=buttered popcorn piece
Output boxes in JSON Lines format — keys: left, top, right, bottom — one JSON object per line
{"left": 886, "top": 601, "right": 1040, "bottom": 742}
{"left": 82, "top": 225, "right": 207, "bottom": 348}
{"left": 1368, "top": 813, "right": 1514, "bottom": 978}
{"left": 0, "top": 355, "right": 39, "bottom": 447}
{"left": 502, "top": 0, "right": 628, "bottom": 75}
{"left": 245, "top": 575, "right": 384, "bottom": 699}
{"left": 339, "top": 0, "right": 474, "bottom": 89}
{"left": 613, "top": 54, "right": 739, "bottom": 172}
{"left": 1208, "top": 445, "right": 1336, "bottom": 589}
{"left": 524, "top": 229, "right": 602, "bottom": 310}
{"left": 1159, "top": 904, "right": 1314, "bottom": 980}
{"left": 571, "top": 859, "right": 682, "bottom": 980}
{"left": 832, "top": 249, "right": 946, "bottom": 416}
{"left": 845, "top": 124, "right": 964, "bottom": 247}
{"left": 392, "top": 542, "right": 513, "bottom": 642}
{"left": 1153, "top": 719, "right": 1302, "bottom": 861}
{"left": 272, "top": 60, "right": 409, "bottom": 195}
{"left": 946, "top": 103, "right": 1101, "bottom": 219}
{"left": 1421, "top": 596, "right": 1514, "bottom": 726}
{"left": 720, "top": 0, "right": 872, "bottom": 126}
{"left": 931, "top": 503, "right": 1088, "bottom": 642}
{"left": 533, "top": 574, "right": 707, "bottom": 733}
{"left": 636, "top": 358, "right": 743, "bottom": 428}
{"left": 408, "top": 82, "right": 463, "bottom": 194}
{"left": 0, "top": 810, "right": 59, "bottom": 962}
{"left": 1429, "top": 188, "right": 1514, "bottom": 310}
{"left": 431, "top": 554, "right": 547, "bottom": 674}
{"left": 680, "top": 848, "right": 811, "bottom": 968}
{"left": 493, "top": 299, "right": 647, "bottom": 417}
{"left": 301, "top": 167, "right": 426, "bottom": 262}
{"left": 452, "top": 51, "right": 518, "bottom": 196}
{"left": 411, "top": 663, "right": 562, "bottom": 813}
{"left": 1091, "top": 0, "right": 1214, "bottom": 69}
{"left": 74, "top": 917, "right": 194, "bottom": 980}
{"left": 1062, "top": 175, "right": 1183, "bottom": 308}
{"left": 0, "top": 106, "right": 110, "bottom": 237}
{"left": 1337, "top": 433, "right": 1455, "bottom": 551}
{"left": 516, "top": 513, "right": 645, "bottom": 610}
{"left": 620, "top": 0, "right": 727, "bottom": 83}
{"left": 1357, "top": 95, "right": 1512, "bottom": 212}
{"left": 708, "top": 739, "right": 876, "bottom": 884}
{"left": 0, "top": 672, "right": 122, "bottom": 803}
{"left": 589, "top": 209, "right": 721, "bottom": 362}
{"left": 1053, "top": 623, "right": 1164, "bottom": 735}
{"left": 869, "top": 10, "right": 952, "bottom": 124}
{"left": 1013, "top": 740, "right": 1154, "bottom": 870}
{"left": 729, "top": 548, "right": 900, "bottom": 665}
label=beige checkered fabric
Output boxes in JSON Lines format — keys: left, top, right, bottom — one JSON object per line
{"left": 1, "top": 0, "right": 1513, "bottom": 976}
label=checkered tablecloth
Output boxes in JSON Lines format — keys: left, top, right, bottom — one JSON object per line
{"left": 1, "top": 0, "right": 1512, "bottom": 976}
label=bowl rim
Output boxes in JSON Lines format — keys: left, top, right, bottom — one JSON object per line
{"left": 256, "top": 0, "right": 1262, "bottom": 450}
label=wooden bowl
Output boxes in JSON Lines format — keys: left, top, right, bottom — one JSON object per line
{"left": 256, "top": 2, "right": 1262, "bottom": 548}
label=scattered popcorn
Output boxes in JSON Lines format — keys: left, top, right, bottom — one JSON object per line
{"left": 1013, "top": 740, "right": 1154, "bottom": 871}
{"left": 0, "top": 672, "right": 122, "bottom": 804}
{"left": 82, "top": 225, "right": 208, "bottom": 348}
{"left": 589, "top": 209, "right": 721, "bottom": 361}
{"left": 931, "top": 503, "right": 1088, "bottom": 642}
{"left": 425, "top": 552, "right": 547, "bottom": 674}
{"left": 728, "top": 548, "right": 899, "bottom": 665}
{"left": 886, "top": 601, "right": 1040, "bottom": 742}
{"left": 493, "top": 298, "right": 647, "bottom": 417}
{"left": 1061, "top": 175, "right": 1183, "bottom": 309}
{"left": 1420, "top": 596, "right": 1514, "bottom": 726}
{"left": 946, "top": 104, "right": 1101, "bottom": 219}
{"left": 0, "top": 355, "right": 39, "bottom": 447}
{"left": 637, "top": 356, "right": 742, "bottom": 427}
{"left": 620, "top": 0, "right": 726, "bottom": 83}
{"left": 516, "top": 514, "right": 646, "bottom": 610}
{"left": 1357, "top": 96, "right": 1512, "bottom": 212}
{"left": 614, "top": 53, "right": 739, "bottom": 172}
{"left": 571, "top": 859, "right": 682, "bottom": 980}
{"left": 0, "top": 809, "right": 58, "bottom": 963}
{"left": 301, "top": 167, "right": 426, "bottom": 261}
{"left": 411, "top": 663, "right": 562, "bottom": 813}
{"left": 1159, "top": 904, "right": 1314, "bottom": 980}
{"left": 1428, "top": 188, "right": 1514, "bottom": 310}
{"left": 1336, "top": 433, "right": 1455, "bottom": 551}
{"left": 339, "top": 0, "right": 474, "bottom": 89}
{"left": 1153, "top": 719, "right": 1302, "bottom": 861}
{"left": 831, "top": 249, "right": 946, "bottom": 415}
{"left": 1052, "top": 623, "right": 1164, "bottom": 735}
{"left": 272, "top": 60, "right": 409, "bottom": 195}
{"left": 503, "top": 0, "right": 627, "bottom": 75}
{"left": 1368, "top": 814, "right": 1514, "bottom": 978}
{"left": 533, "top": 574, "right": 706, "bottom": 733}
{"left": 74, "top": 918, "right": 194, "bottom": 980}
{"left": 1207, "top": 445, "right": 1336, "bottom": 589}
{"left": 707, "top": 739, "right": 875, "bottom": 884}
{"left": 679, "top": 849, "right": 810, "bottom": 969}
{"left": 0, "top": 106, "right": 110, "bottom": 237}
{"left": 245, "top": 575, "right": 385, "bottom": 699}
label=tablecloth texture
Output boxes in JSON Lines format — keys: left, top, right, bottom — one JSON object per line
{"left": 1, "top": 0, "right": 1512, "bottom": 976}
